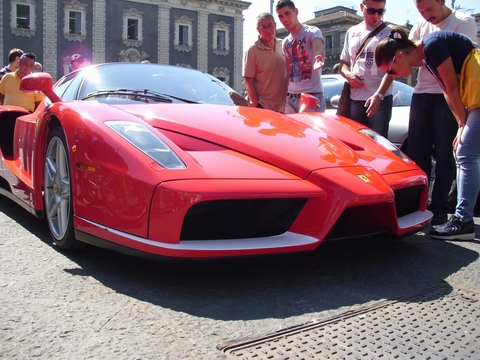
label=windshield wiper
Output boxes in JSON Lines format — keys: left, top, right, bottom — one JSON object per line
{"left": 83, "top": 89, "right": 199, "bottom": 104}
{"left": 83, "top": 89, "right": 172, "bottom": 103}
{"left": 140, "top": 89, "right": 199, "bottom": 104}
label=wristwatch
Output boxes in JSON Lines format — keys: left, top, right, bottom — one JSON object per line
{"left": 374, "top": 92, "right": 384, "bottom": 101}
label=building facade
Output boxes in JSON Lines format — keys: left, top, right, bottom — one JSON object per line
{"left": 0, "top": 0, "right": 251, "bottom": 93}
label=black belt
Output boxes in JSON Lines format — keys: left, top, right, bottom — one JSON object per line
{"left": 287, "top": 93, "right": 301, "bottom": 99}
{"left": 287, "top": 92, "right": 321, "bottom": 99}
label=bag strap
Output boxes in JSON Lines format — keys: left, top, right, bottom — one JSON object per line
{"left": 353, "top": 22, "right": 387, "bottom": 66}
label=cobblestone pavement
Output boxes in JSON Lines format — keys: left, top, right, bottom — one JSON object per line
{"left": 1, "top": 199, "right": 479, "bottom": 359}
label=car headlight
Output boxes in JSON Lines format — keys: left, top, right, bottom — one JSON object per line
{"left": 359, "top": 128, "right": 410, "bottom": 162}
{"left": 106, "top": 121, "right": 186, "bottom": 169}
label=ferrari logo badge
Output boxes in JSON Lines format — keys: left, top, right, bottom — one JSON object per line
{"left": 358, "top": 175, "right": 372, "bottom": 183}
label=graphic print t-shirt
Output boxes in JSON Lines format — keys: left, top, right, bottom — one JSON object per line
{"left": 282, "top": 25, "right": 324, "bottom": 94}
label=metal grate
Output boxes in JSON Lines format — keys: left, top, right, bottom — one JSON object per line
{"left": 223, "top": 285, "right": 480, "bottom": 359}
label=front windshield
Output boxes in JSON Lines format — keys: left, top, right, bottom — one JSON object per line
{"left": 76, "top": 64, "right": 247, "bottom": 106}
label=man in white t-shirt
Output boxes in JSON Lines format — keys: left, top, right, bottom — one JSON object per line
{"left": 339, "top": 0, "right": 393, "bottom": 138}
{"left": 407, "top": 0, "right": 476, "bottom": 225}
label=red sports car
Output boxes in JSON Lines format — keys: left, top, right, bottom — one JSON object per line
{"left": 0, "top": 63, "right": 432, "bottom": 258}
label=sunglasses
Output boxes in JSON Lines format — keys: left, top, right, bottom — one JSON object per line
{"left": 387, "top": 55, "right": 396, "bottom": 75}
{"left": 364, "top": 7, "right": 386, "bottom": 15}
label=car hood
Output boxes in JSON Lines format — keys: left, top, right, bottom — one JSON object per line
{"left": 115, "top": 104, "right": 382, "bottom": 178}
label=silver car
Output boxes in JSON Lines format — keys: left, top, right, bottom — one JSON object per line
{"left": 322, "top": 74, "right": 413, "bottom": 151}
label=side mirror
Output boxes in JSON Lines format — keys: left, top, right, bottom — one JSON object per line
{"left": 20, "top": 73, "right": 62, "bottom": 103}
{"left": 299, "top": 93, "right": 320, "bottom": 113}
{"left": 330, "top": 94, "right": 340, "bottom": 108}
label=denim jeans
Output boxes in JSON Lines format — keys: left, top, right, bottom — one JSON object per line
{"left": 408, "top": 94, "right": 457, "bottom": 217}
{"left": 455, "top": 108, "right": 480, "bottom": 222}
{"left": 285, "top": 92, "right": 326, "bottom": 114}
{"left": 349, "top": 95, "right": 392, "bottom": 138}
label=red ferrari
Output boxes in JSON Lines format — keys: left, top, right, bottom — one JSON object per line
{"left": 0, "top": 63, "right": 431, "bottom": 258}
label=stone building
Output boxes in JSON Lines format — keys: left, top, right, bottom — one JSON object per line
{"left": 0, "top": 0, "right": 251, "bottom": 93}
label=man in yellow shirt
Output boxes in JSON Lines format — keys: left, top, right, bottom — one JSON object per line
{"left": 0, "top": 52, "right": 43, "bottom": 112}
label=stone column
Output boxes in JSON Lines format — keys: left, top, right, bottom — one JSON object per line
{"left": 197, "top": 10, "right": 208, "bottom": 72}
{"left": 158, "top": 5, "right": 171, "bottom": 64}
{"left": 233, "top": 15, "right": 245, "bottom": 94}
{"left": 43, "top": 0, "right": 58, "bottom": 79}
{"left": 92, "top": 0, "right": 106, "bottom": 64}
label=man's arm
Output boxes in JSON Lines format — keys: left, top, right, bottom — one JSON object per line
{"left": 365, "top": 73, "right": 394, "bottom": 117}
{"left": 312, "top": 37, "right": 326, "bottom": 70}
{"left": 436, "top": 57, "right": 467, "bottom": 127}
{"left": 339, "top": 60, "right": 364, "bottom": 89}
{"left": 244, "top": 77, "right": 259, "bottom": 107}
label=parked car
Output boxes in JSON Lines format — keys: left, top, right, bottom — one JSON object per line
{"left": 0, "top": 63, "right": 431, "bottom": 259}
{"left": 322, "top": 74, "right": 413, "bottom": 151}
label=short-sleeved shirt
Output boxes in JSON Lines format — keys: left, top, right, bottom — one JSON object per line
{"left": 409, "top": 10, "right": 477, "bottom": 94}
{"left": 422, "top": 31, "right": 474, "bottom": 81}
{"left": 340, "top": 21, "right": 393, "bottom": 101}
{"left": 0, "top": 70, "right": 44, "bottom": 112}
{"left": 0, "top": 66, "right": 12, "bottom": 81}
{"left": 243, "top": 37, "right": 287, "bottom": 111}
{"left": 282, "top": 25, "right": 324, "bottom": 94}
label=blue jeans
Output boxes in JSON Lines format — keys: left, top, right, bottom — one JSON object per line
{"left": 408, "top": 94, "right": 457, "bottom": 217}
{"left": 455, "top": 108, "right": 480, "bottom": 222}
{"left": 285, "top": 92, "right": 326, "bottom": 114}
{"left": 350, "top": 95, "right": 392, "bottom": 138}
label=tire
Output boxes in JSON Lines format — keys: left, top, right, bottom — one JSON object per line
{"left": 44, "top": 127, "right": 84, "bottom": 251}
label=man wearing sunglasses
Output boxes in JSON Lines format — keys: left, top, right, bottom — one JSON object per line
{"left": 338, "top": 0, "right": 393, "bottom": 138}
{"left": 403, "top": 0, "right": 476, "bottom": 226}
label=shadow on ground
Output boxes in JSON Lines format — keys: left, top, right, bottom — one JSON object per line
{"left": 1, "top": 198, "right": 479, "bottom": 322}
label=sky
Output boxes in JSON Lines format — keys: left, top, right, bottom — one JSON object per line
{"left": 242, "top": 0, "right": 478, "bottom": 50}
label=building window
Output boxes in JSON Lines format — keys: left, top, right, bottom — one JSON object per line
{"left": 16, "top": 4, "right": 29, "bottom": 28}
{"left": 212, "top": 21, "right": 230, "bottom": 56}
{"left": 123, "top": 9, "right": 143, "bottom": 47}
{"left": 69, "top": 11, "right": 81, "bottom": 34}
{"left": 325, "top": 34, "right": 333, "bottom": 56}
{"left": 339, "top": 32, "right": 346, "bottom": 48}
{"left": 127, "top": 19, "right": 138, "bottom": 40}
{"left": 325, "top": 35, "right": 332, "bottom": 50}
{"left": 179, "top": 25, "right": 189, "bottom": 45}
{"left": 217, "top": 30, "right": 226, "bottom": 50}
{"left": 212, "top": 67, "right": 230, "bottom": 85}
{"left": 174, "top": 15, "right": 194, "bottom": 52}
{"left": 10, "top": 0, "right": 36, "bottom": 37}
{"left": 63, "top": 1, "right": 87, "bottom": 41}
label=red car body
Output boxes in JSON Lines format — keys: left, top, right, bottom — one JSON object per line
{"left": 0, "top": 63, "right": 432, "bottom": 258}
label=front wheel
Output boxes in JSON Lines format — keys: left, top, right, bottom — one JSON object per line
{"left": 44, "top": 127, "right": 83, "bottom": 250}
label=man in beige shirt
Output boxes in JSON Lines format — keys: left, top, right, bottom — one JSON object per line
{"left": 243, "top": 12, "right": 287, "bottom": 112}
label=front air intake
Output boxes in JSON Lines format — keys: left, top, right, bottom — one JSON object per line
{"left": 180, "top": 198, "right": 307, "bottom": 240}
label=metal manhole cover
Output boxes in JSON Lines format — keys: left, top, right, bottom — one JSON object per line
{"left": 223, "top": 285, "right": 480, "bottom": 359}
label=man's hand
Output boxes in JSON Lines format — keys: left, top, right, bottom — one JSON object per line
{"left": 365, "top": 94, "right": 381, "bottom": 117}
{"left": 313, "top": 55, "right": 324, "bottom": 70}
{"left": 345, "top": 72, "right": 364, "bottom": 88}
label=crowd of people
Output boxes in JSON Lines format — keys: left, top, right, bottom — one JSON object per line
{"left": 243, "top": 0, "right": 478, "bottom": 240}
{"left": 0, "top": 51, "right": 87, "bottom": 112}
